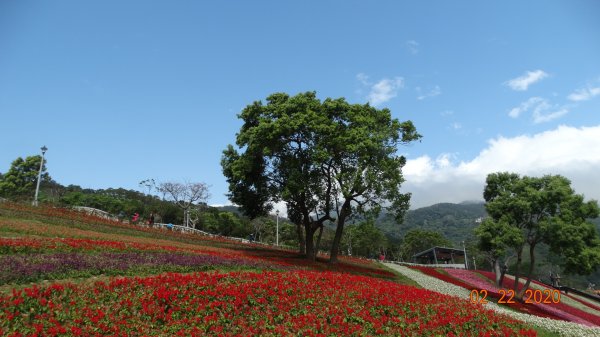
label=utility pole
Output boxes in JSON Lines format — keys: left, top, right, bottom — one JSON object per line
{"left": 462, "top": 240, "right": 469, "bottom": 270}
{"left": 33, "top": 146, "right": 47, "bottom": 206}
{"left": 276, "top": 209, "right": 279, "bottom": 246}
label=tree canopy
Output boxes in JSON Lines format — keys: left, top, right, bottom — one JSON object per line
{"left": 222, "top": 91, "right": 421, "bottom": 261}
{"left": 343, "top": 221, "right": 388, "bottom": 258}
{"left": 479, "top": 172, "right": 600, "bottom": 297}
{"left": 400, "top": 228, "right": 453, "bottom": 262}
{"left": 475, "top": 217, "right": 523, "bottom": 287}
{"left": 0, "top": 155, "right": 50, "bottom": 200}
{"left": 157, "top": 181, "right": 211, "bottom": 228}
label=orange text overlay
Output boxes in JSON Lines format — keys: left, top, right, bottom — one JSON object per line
{"left": 469, "top": 289, "right": 561, "bottom": 305}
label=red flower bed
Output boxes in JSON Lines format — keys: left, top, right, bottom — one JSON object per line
{"left": 1, "top": 237, "right": 193, "bottom": 253}
{"left": 483, "top": 272, "right": 600, "bottom": 327}
{"left": 410, "top": 266, "right": 563, "bottom": 321}
{"left": 562, "top": 294, "right": 600, "bottom": 312}
{"left": 1, "top": 202, "right": 124, "bottom": 227}
{"left": 0, "top": 237, "right": 398, "bottom": 280}
{"left": 410, "top": 265, "right": 476, "bottom": 289}
{"left": 449, "top": 269, "right": 586, "bottom": 324}
{"left": 0, "top": 271, "right": 536, "bottom": 336}
{"left": 1, "top": 203, "right": 394, "bottom": 277}
{"left": 478, "top": 271, "right": 600, "bottom": 312}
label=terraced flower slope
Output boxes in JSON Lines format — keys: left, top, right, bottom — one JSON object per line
{"left": 385, "top": 263, "right": 600, "bottom": 337}
{"left": 0, "top": 203, "right": 543, "bottom": 336}
{"left": 1, "top": 271, "right": 538, "bottom": 336}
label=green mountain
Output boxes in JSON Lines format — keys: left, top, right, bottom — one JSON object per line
{"left": 215, "top": 205, "right": 245, "bottom": 216}
{"left": 377, "top": 202, "right": 487, "bottom": 244}
{"left": 217, "top": 202, "right": 489, "bottom": 245}
{"left": 217, "top": 202, "right": 600, "bottom": 248}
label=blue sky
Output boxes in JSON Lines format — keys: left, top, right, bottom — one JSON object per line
{"left": 1, "top": 1, "right": 599, "bottom": 209}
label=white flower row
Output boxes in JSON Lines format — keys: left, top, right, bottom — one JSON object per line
{"left": 384, "top": 263, "right": 600, "bottom": 337}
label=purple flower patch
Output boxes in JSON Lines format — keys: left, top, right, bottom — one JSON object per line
{"left": 0, "top": 252, "right": 268, "bottom": 284}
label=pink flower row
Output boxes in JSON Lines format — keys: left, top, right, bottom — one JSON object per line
{"left": 445, "top": 269, "right": 599, "bottom": 327}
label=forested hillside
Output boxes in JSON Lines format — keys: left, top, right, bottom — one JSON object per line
{"left": 377, "top": 202, "right": 487, "bottom": 244}
{"left": 375, "top": 202, "right": 600, "bottom": 290}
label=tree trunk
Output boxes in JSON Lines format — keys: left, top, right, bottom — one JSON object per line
{"left": 315, "top": 224, "right": 324, "bottom": 257}
{"left": 499, "top": 261, "right": 508, "bottom": 288}
{"left": 304, "top": 221, "right": 318, "bottom": 261}
{"left": 493, "top": 258, "right": 502, "bottom": 287}
{"left": 329, "top": 200, "right": 351, "bottom": 264}
{"left": 329, "top": 221, "right": 344, "bottom": 263}
{"left": 513, "top": 246, "right": 523, "bottom": 295}
{"left": 519, "top": 244, "right": 536, "bottom": 298}
{"left": 296, "top": 222, "right": 305, "bottom": 255}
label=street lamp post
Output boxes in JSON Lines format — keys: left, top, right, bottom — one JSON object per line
{"left": 33, "top": 145, "right": 47, "bottom": 207}
{"left": 462, "top": 240, "right": 469, "bottom": 270}
{"left": 276, "top": 209, "right": 279, "bottom": 247}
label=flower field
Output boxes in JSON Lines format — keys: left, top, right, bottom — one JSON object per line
{"left": 0, "top": 270, "right": 540, "bottom": 337}
{"left": 443, "top": 268, "right": 599, "bottom": 326}
{"left": 385, "top": 264, "right": 600, "bottom": 337}
{"left": 0, "top": 203, "right": 393, "bottom": 279}
{"left": 478, "top": 271, "right": 600, "bottom": 314}
{"left": 0, "top": 202, "right": 584, "bottom": 336}
{"left": 406, "top": 266, "right": 563, "bottom": 320}
{"left": 0, "top": 252, "right": 273, "bottom": 284}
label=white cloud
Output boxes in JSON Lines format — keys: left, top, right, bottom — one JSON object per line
{"left": 406, "top": 40, "right": 419, "bottom": 55}
{"left": 212, "top": 201, "right": 289, "bottom": 218}
{"left": 209, "top": 203, "right": 230, "bottom": 207}
{"left": 450, "top": 122, "right": 462, "bottom": 130}
{"left": 357, "top": 74, "right": 404, "bottom": 106}
{"left": 417, "top": 85, "right": 441, "bottom": 100}
{"left": 532, "top": 106, "right": 568, "bottom": 124}
{"left": 403, "top": 125, "right": 600, "bottom": 209}
{"left": 270, "top": 201, "right": 288, "bottom": 218}
{"left": 505, "top": 70, "right": 548, "bottom": 91}
{"left": 568, "top": 86, "right": 600, "bottom": 102}
{"left": 508, "top": 97, "right": 543, "bottom": 118}
{"left": 435, "top": 153, "right": 454, "bottom": 168}
{"left": 356, "top": 73, "right": 369, "bottom": 86}
{"left": 508, "top": 97, "right": 569, "bottom": 123}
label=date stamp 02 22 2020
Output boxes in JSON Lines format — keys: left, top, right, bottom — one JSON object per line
{"left": 469, "top": 288, "right": 561, "bottom": 305}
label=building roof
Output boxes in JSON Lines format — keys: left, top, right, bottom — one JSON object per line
{"left": 412, "top": 246, "right": 465, "bottom": 259}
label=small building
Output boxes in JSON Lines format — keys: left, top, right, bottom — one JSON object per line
{"left": 412, "top": 246, "right": 466, "bottom": 269}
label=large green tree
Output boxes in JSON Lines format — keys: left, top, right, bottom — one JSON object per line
{"left": 475, "top": 218, "right": 523, "bottom": 287}
{"left": 482, "top": 172, "right": 600, "bottom": 297}
{"left": 343, "top": 221, "right": 388, "bottom": 258}
{"left": 0, "top": 156, "right": 50, "bottom": 200}
{"left": 400, "top": 229, "right": 453, "bottom": 262}
{"left": 320, "top": 97, "right": 421, "bottom": 262}
{"left": 221, "top": 92, "right": 420, "bottom": 261}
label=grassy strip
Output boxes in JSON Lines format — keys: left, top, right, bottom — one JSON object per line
{"left": 377, "top": 262, "right": 422, "bottom": 287}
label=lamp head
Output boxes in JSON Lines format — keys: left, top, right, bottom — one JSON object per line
{"left": 41, "top": 146, "right": 48, "bottom": 154}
